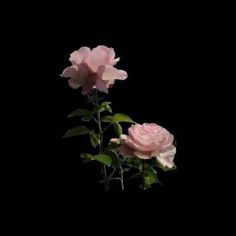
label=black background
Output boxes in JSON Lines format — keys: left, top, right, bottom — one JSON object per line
{"left": 3, "top": 3, "right": 233, "bottom": 230}
{"left": 38, "top": 24, "right": 194, "bottom": 195}
{"left": 10, "top": 4, "right": 213, "bottom": 201}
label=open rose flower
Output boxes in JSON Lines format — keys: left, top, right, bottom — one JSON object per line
{"left": 111, "top": 123, "right": 176, "bottom": 168}
{"left": 60, "top": 45, "right": 127, "bottom": 95}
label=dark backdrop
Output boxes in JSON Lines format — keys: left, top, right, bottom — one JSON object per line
{"left": 14, "top": 6, "right": 207, "bottom": 199}
{"left": 4, "top": 3, "right": 230, "bottom": 230}
{"left": 36, "top": 29, "right": 193, "bottom": 194}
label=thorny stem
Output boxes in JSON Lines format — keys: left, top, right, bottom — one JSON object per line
{"left": 102, "top": 123, "right": 113, "bottom": 133}
{"left": 119, "top": 164, "right": 124, "bottom": 191}
{"left": 95, "top": 90, "right": 109, "bottom": 192}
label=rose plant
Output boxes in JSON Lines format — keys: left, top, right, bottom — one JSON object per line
{"left": 61, "top": 45, "right": 177, "bottom": 191}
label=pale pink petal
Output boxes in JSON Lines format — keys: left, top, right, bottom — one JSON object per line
{"left": 85, "top": 46, "right": 116, "bottom": 71}
{"left": 60, "top": 65, "right": 78, "bottom": 78}
{"left": 128, "top": 124, "right": 160, "bottom": 151}
{"left": 111, "top": 57, "right": 120, "bottom": 65}
{"left": 95, "top": 78, "right": 108, "bottom": 93}
{"left": 98, "top": 65, "right": 127, "bottom": 84}
{"left": 68, "top": 79, "right": 81, "bottom": 89}
{"left": 64, "top": 63, "right": 91, "bottom": 87}
{"left": 81, "top": 82, "right": 94, "bottom": 95}
{"left": 161, "top": 134, "right": 174, "bottom": 150}
{"left": 120, "top": 134, "right": 151, "bottom": 152}
{"left": 69, "top": 47, "right": 91, "bottom": 65}
{"left": 81, "top": 74, "right": 97, "bottom": 95}
{"left": 119, "top": 144, "right": 135, "bottom": 157}
{"left": 77, "top": 63, "right": 92, "bottom": 78}
{"left": 104, "top": 47, "right": 120, "bottom": 65}
{"left": 154, "top": 145, "right": 176, "bottom": 168}
{"left": 110, "top": 138, "right": 120, "bottom": 144}
{"left": 133, "top": 151, "right": 152, "bottom": 159}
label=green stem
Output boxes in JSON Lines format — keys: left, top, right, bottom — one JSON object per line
{"left": 95, "top": 90, "right": 109, "bottom": 192}
{"left": 119, "top": 164, "right": 124, "bottom": 191}
{"left": 102, "top": 123, "right": 113, "bottom": 133}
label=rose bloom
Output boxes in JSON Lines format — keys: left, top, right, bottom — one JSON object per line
{"left": 111, "top": 123, "right": 176, "bottom": 168}
{"left": 61, "top": 45, "right": 127, "bottom": 95}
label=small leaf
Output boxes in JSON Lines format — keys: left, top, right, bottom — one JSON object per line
{"left": 112, "top": 113, "right": 135, "bottom": 123}
{"left": 105, "top": 105, "right": 112, "bottom": 113}
{"left": 68, "top": 109, "right": 91, "bottom": 118}
{"left": 144, "top": 168, "right": 158, "bottom": 185}
{"left": 90, "top": 133, "right": 100, "bottom": 148}
{"left": 101, "top": 116, "right": 113, "bottom": 123}
{"left": 106, "top": 142, "right": 121, "bottom": 150}
{"left": 123, "top": 157, "right": 142, "bottom": 169}
{"left": 63, "top": 126, "right": 90, "bottom": 138}
{"left": 100, "top": 101, "right": 112, "bottom": 106}
{"left": 81, "top": 153, "right": 112, "bottom": 166}
{"left": 93, "top": 154, "right": 112, "bottom": 166}
{"left": 99, "top": 101, "right": 112, "bottom": 113}
{"left": 80, "top": 153, "right": 94, "bottom": 159}
{"left": 113, "top": 123, "right": 123, "bottom": 137}
{"left": 103, "top": 150, "right": 119, "bottom": 167}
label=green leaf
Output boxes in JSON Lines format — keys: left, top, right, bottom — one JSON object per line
{"left": 144, "top": 168, "right": 158, "bottom": 186}
{"left": 68, "top": 109, "right": 91, "bottom": 118}
{"left": 80, "top": 153, "right": 94, "bottom": 159}
{"left": 93, "top": 154, "right": 112, "bottom": 166}
{"left": 99, "top": 101, "right": 112, "bottom": 113}
{"left": 63, "top": 126, "right": 90, "bottom": 138}
{"left": 90, "top": 133, "right": 100, "bottom": 148}
{"left": 106, "top": 142, "right": 121, "bottom": 150}
{"left": 100, "top": 101, "right": 112, "bottom": 106}
{"left": 81, "top": 152, "right": 115, "bottom": 167}
{"left": 112, "top": 113, "right": 135, "bottom": 123}
{"left": 103, "top": 150, "right": 119, "bottom": 167}
{"left": 140, "top": 168, "right": 159, "bottom": 190}
{"left": 123, "top": 157, "right": 142, "bottom": 169}
{"left": 113, "top": 123, "right": 123, "bottom": 137}
{"left": 106, "top": 105, "right": 112, "bottom": 113}
{"left": 101, "top": 116, "right": 113, "bottom": 123}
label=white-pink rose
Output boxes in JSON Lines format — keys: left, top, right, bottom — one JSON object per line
{"left": 60, "top": 45, "right": 127, "bottom": 95}
{"left": 113, "top": 123, "right": 176, "bottom": 168}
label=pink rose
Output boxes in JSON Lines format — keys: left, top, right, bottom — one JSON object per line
{"left": 60, "top": 46, "right": 127, "bottom": 95}
{"left": 113, "top": 123, "right": 176, "bottom": 168}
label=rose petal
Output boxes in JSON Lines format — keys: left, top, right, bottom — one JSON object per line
{"left": 110, "top": 138, "right": 120, "bottom": 144}
{"left": 81, "top": 74, "right": 97, "bottom": 95}
{"left": 133, "top": 151, "right": 152, "bottom": 159}
{"left": 60, "top": 65, "right": 78, "bottom": 78}
{"left": 69, "top": 47, "right": 91, "bottom": 65}
{"left": 98, "top": 65, "right": 127, "bottom": 85}
{"left": 154, "top": 145, "right": 176, "bottom": 168}
{"left": 161, "top": 134, "right": 174, "bottom": 150}
{"left": 85, "top": 46, "right": 117, "bottom": 71}
{"left": 112, "top": 57, "right": 120, "bottom": 65}
{"left": 68, "top": 79, "right": 81, "bottom": 89}
{"left": 104, "top": 47, "right": 120, "bottom": 65}
{"left": 120, "top": 134, "right": 151, "bottom": 152}
{"left": 81, "top": 82, "right": 94, "bottom": 95}
{"left": 119, "top": 144, "right": 135, "bottom": 157}
{"left": 128, "top": 124, "right": 161, "bottom": 151}
{"left": 95, "top": 78, "right": 108, "bottom": 93}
